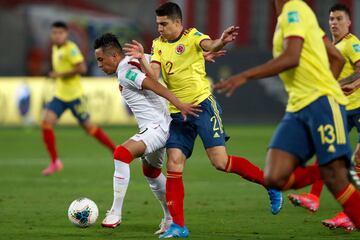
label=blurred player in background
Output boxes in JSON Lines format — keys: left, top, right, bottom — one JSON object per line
{"left": 215, "top": 0, "right": 360, "bottom": 230}
{"left": 94, "top": 33, "right": 200, "bottom": 233}
{"left": 41, "top": 21, "right": 116, "bottom": 176}
{"left": 125, "top": 2, "right": 283, "bottom": 238}
{"left": 287, "top": 3, "right": 360, "bottom": 231}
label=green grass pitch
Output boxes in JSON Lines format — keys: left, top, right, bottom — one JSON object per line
{"left": 0, "top": 126, "right": 359, "bottom": 240}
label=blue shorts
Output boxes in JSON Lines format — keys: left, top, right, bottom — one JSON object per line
{"left": 45, "top": 97, "right": 90, "bottom": 123}
{"left": 269, "top": 96, "right": 352, "bottom": 166}
{"left": 346, "top": 107, "right": 360, "bottom": 143}
{"left": 166, "top": 95, "right": 229, "bottom": 158}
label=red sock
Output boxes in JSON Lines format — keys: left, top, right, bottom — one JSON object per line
{"left": 226, "top": 156, "right": 265, "bottom": 186}
{"left": 309, "top": 160, "right": 324, "bottom": 197}
{"left": 90, "top": 127, "right": 116, "bottom": 152}
{"left": 283, "top": 165, "right": 321, "bottom": 190}
{"left": 166, "top": 171, "right": 184, "bottom": 227}
{"left": 42, "top": 125, "right": 57, "bottom": 163}
{"left": 336, "top": 184, "right": 360, "bottom": 229}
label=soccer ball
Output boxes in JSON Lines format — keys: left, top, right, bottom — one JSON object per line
{"left": 67, "top": 197, "right": 99, "bottom": 227}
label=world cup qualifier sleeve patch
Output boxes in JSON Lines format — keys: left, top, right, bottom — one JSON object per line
{"left": 125, "top": 70, "right": 138, "bottom": 81}
{"left": 352, "top": 44, "right": 360, "bottom": 53}
{"left": 287, "top": 11, "right": 299, "bottom": 23}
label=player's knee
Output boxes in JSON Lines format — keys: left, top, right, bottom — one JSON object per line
{"left": 166, "top": 158, "right": 184, "bottom": 172}
{"left": 210, "top": 158, "right": 227, "bottom": 171}
{"left": 142, "top": 163, "right": 161, "bottom": 178}
{"left": 41, "top": 120, "right": 54, "bottom": 130}
{"left": 83, "top": 124, "right": 97, "bottom": 135}
{"left": 114, "top": 145, "right": 134, "bottom": 164}
{"left": 264, "top": 174, "right": 286, "bottom": 189}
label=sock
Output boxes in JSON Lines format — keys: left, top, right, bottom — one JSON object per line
{"left": 111, "top": 160, "right": 130, "bottom": 217}
{"left": 41, "top": 123, "right": 57, "bottom": 163}
{"left": 142, "top": 164, "right": 171, "bottom": 220}
{"left": 226, "top": 156, "right": 265, "bottom": 186}
{"left": 282, "top": 165, "right": 321, "bottom": 190}
{"left": 336, "top": 184, "right": 360, "bottom": 229}
{"left": 309, "top": 160, "right": 324, "bottom": 197}
{"left": 90, "top": 127, "right": 116, "bottom": 152}
{"left": 166, "top": 171, "right": 184, "bottom": 227}
{"left": 111, "top": 146, "right": 134, "bottom": 216}
{"left": 309, "top": 179, "right": 324, "bottom": 198}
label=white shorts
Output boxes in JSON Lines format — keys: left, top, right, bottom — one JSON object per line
{"left": 130, "top": 123, "right": 168, "bottom": 169}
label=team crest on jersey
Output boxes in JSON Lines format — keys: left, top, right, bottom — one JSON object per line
{"left": 158, "top": 50, "right": 162, "bottom": 56}
{"left": 175, "top": 44, "right": 185, "bottom": 55}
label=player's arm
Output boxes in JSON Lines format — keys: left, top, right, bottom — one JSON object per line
{"left": 200, "top": 26, "right": 239, "bottom": 52}
{"left": 141, "top": 77, "right": 201, "bottom": 120}
{"left": 49, "top": 62, "right": 87, "bottom": 79}
{"left": 340, "top": 63, "right": 360, "bottom": 95}
{"left": 214, "top": 37, "right": 303, "bottom": 96}
{"left": 123, "top": 40, "right": 161, "bottom": 82}
{"left": 323, "top": 36, "right": 345, "bottom": 79}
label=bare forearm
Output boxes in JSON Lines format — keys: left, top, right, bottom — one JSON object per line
{"left": 329, "top": 57, "right": 345, "bottom": 79}
{"left": 204, "top": 39, "right": 225, "bottom": 52}
{"left": 138, "top": 56, "right": 157, "bottom": 81}
{"left": 339, "top": 72, "right": 360, "bottom": 86}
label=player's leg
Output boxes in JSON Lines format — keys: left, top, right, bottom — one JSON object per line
{"left": 102, "top": 138, "right": 146, "bottom": 228}
{"left": 160, "top": 115, "right": 194, "bottom": 238}
{"left": 70, "top": 97, "right": 115, "bottom": 152}
{"left": 41, "top": 97, "right": 65, "bottom": 176}
{"left": 142, "top": 150, "right": 172, "bottom": 234}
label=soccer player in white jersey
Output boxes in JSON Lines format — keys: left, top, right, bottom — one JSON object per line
{"left": 94, "top": 33, "right": 201, "bottom": 234}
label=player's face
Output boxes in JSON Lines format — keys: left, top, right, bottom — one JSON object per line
{"left": 50, "top": 27, "right": 68, "bottom": 46}
{"left": 156, "top": 16, "right": 181, "bottom": 40}
{"left": 95, "top": 48, "right": 118, "bottom": 75}
{"left": 329, "top": 11, "right": 351, "bottom": 38}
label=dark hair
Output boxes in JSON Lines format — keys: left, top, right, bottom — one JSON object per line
{"left": 155, "top": 2, "right": 182, "bottom": 21}
{"left": 51, "top": 21, "right": 68, "bottom": 30}
{"left": 94, "top": 33, "right": 122, "bottom": 54}
{"left": 329, "top": 3, "right": 351, "bottom": 18}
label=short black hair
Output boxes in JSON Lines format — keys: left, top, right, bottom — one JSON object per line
{"left": 155, "top": 2, "right": 182, "bottom": 21}
{"left": 51, "top": 21, "right": 68, "bottom": 30}
{"left": 329, "top": 3, "right": 351, "bottom": 18}
{"left": 94, "top": 33, "right": 122, "bottom": 54}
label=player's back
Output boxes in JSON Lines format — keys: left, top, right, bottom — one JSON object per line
{"left": 273, "top": 0, "right": 347, "bottom": 112}
{"left": 117, "top": 55, "right": 171, "bottom": 131}
{"left": 52, "top": 40, "right": 84, "bottom": 101}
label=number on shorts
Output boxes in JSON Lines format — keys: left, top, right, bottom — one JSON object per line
{"left": 210, "top": 116, "right": 219, "bottom": 131}
{"left": 317, "top": 124, "right": 336, "bottom": 144}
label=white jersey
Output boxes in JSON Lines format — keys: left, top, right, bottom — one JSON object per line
{"left": 116, "top": 55, "right": 171, "bottom": 132}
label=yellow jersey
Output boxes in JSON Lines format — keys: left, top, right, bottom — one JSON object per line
{"left": 273, "top": 0, "right": 348, "bottom": 112}
{"left": 52, "top": 40, "right": 84, "bottom": 101}
{"left": 151, "top": 28, "right": 211, "bottom": 113}
{"left": 335, "top": 33, "right": 360, "bottom": 110}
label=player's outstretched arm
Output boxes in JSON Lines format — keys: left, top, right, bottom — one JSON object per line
{"left": 200, "top": 26, "right": 239, "bottom": 52}
{"left": 203, "top": 50, "right": 226, "bottom": 63}
{"left": 339, "top": 64, "right": 360, "bottom": 95}
{"left": 123, "top": 40, "right": 161, "bottom": 82}
{"left": 323, "top": 36, "right": 345, "bottom": 79}
{"left": 141, "top": 77, "right": 201, "bottom": 120}
{"left": 214, "top": 37, "right": 303, "bottom": 96}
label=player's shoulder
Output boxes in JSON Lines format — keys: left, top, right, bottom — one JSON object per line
{"left": 118, "top": 57, "right": 142, "bottom": 76}
{"left": 65, "top": 40, "right": 79, "bottom": 49}
{"left": 344, "top": 33, "right": 360, "bottom": 43}
{"left": 284, "top": 0, "right": 308, "bottom": 10}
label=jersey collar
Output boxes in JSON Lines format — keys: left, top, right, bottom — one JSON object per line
{"left": 167, "top": 29, "right": 185, "bottom": 43}
{"left": 334, "top": 32, "right": 351, "bottom": 45}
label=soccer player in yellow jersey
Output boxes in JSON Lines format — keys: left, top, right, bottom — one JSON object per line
{"left": 215, "top": 0, "right": 360, "bottom": 230}
{"left": 286, "top": 3, "right": 360, "bottom": 231}
{"left": 41, "top": 21, "right": 116, "bottom": 176}
{"left": 124, "top": 2, "right": 284, "bottom": 237}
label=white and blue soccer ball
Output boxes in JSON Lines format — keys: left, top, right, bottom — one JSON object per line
{"left": 67, "top": 197, "right": 99, "bottom": 227}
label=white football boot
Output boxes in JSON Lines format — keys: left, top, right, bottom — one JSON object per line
{"left": 154, "top": 218, "right": 173, "bottom": 234}
{"left": 101, "top": 210, "right": 121, "bottom": 228}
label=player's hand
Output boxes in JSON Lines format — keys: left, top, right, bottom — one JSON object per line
{"left": 220, "top": 26, "right": 239, "bottom": 45}
{"left": 177, "top": 102, "right": 202, "bottom": 121}
{"left": 203, "top": 50, "right": 226, "bottom": 63}
{"left": 123, "top": 40, "right": 145, "bottom": 59}
{"left": 49, "top": 71, "right": 61, "bottom": 78}
{"left": 213, "top": 74, "right": 248, "bottom": 97}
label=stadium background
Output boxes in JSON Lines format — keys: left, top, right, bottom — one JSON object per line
{"left": 2, "top": 0, "right": 360, "bottom": 126}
